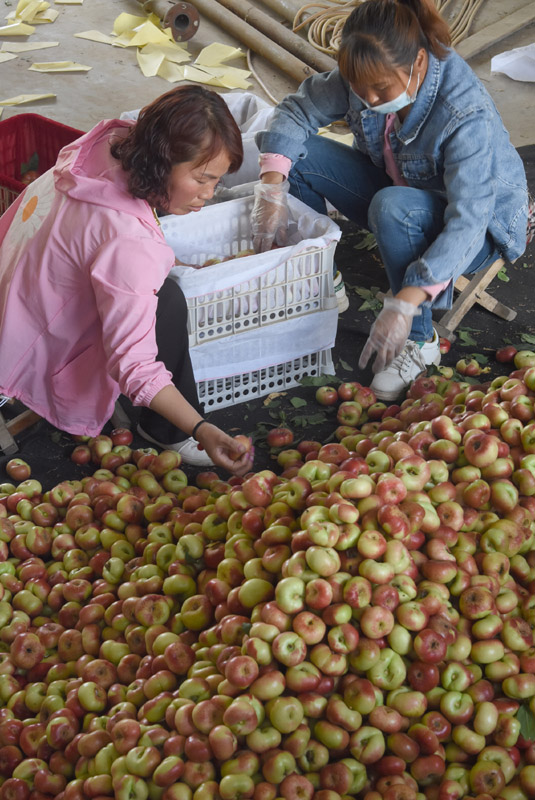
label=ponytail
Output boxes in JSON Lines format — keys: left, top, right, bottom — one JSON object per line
{"left": 398, "top": 0, "right": 451, "bottom": 57}
{"left": 338, "top": 0, "right": 451, "bottom": 86}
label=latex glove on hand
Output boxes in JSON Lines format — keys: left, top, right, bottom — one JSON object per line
{"left": 358, "top": 296, "right": 421, "bottom": 373}
{"left": 251, "top": 180, "right": 290, "bottom": 253}
{"left": 196, "top": 423, "right": 254, "bottom": 476}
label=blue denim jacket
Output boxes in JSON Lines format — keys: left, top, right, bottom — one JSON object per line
{"left": 256, "top": 50, "right": 528, "bottom": 308}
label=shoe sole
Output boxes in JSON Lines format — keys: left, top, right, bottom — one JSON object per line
{"left": 137, "top": 423, "right": 215, "bottom": 467}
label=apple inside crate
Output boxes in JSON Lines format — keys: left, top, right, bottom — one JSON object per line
{"left": 161, "top": 194, "right": 341, "bottom": 410}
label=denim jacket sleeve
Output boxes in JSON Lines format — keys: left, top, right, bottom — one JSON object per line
{"left": 402, "top": 108, "right": 497, "bottom": 296}
{"left": 255, "top": 69, "right": 352, "bottom": 163}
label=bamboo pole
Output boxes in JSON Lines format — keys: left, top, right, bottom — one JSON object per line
{"left": 188, "top": 0, "right": 317, "bottom": 83}
{"left": 216, "top": 0, "right": 336, "bottom": 72}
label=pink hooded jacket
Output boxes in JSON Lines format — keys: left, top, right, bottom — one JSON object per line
{"left": 0, "top": 119, "right": 175, "bottom": 437}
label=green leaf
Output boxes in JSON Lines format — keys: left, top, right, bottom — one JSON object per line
{"left": 497, "top": 267, "right": 509, "bottom": 282}
{"left": 458, "top": 330, "right": 477, "bottom": 347}
{"left": 299, "top": 374, "right": 339, "bottom": 387}
{"left": 290, "top": 397, "right": 308, "bottom": 409}
{"left": 471, "top": 353, "right": 489, "bottom": 365}
{"left": 50, "top": 430, "right": 62, "bottom": 444}
{"left": 522, "top": 262, "right": 531, "bottom": 269}
{"left": 354, "top": 286, "right": 383, "bottom": 315}
{"left": 353, "top": 231, "right": 377, "bottom": 250}
{"left": 339, "top": 359, "right": 353, "bottom": 372}
{"left": 520, "top": 333, "right": 535, "bottom": 345}
{"left": 301, "top": 412, "right": 327, "bottom": 425}
{"left": 517, "top": 704, "right": 535, "bottom": 741}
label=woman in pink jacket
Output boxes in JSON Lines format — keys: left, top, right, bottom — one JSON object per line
{"left": 0, "top": 86, "right": 252, "bottom": 474}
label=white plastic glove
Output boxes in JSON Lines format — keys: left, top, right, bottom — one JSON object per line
{"left": 359, "top": 296, "right": 421, "bottom": 373}
{"left": 212, "top": 181, "right": 259, "bottom": 202}
{"left": 251, "top": 180, "right": 290, "bottom": 253}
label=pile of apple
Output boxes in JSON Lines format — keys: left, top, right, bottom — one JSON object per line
{"left": 1, "top": 356, "right": 535, "bottom": 800}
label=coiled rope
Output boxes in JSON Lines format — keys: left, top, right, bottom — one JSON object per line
{"left": 247, "top": 0, "right": 485, "bottom": 104}
{"left": 292, "top": 0, "right": 486, "bottom": 56}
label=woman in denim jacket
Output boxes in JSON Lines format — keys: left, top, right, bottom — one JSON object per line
{"left": 251, "top": 0, "right": 529, "bottom": 401}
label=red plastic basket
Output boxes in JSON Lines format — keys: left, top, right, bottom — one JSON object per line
{"left": 0, "top": 113, "right": 84, "bottom": 214}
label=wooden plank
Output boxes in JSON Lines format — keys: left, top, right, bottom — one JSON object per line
{"left": 440, "top": 258, "right": 505, "bottom": 332}
{"left": 454, "top": 275, "right": 517, "bottom": 320}
{"left": 0, "top": 412, "right": 18, "bottom": 456}
{"left": 434, "top": 320, "right": 457, "bottom": 343}
{"left": 6, "top": 410, "right": 41, "bottom": 437}
{"left": 456, "top": 3, "right": 535, "bottom": 61}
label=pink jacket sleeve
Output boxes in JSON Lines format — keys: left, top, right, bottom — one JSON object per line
{"left": 89, "top": 234, "right": 176, "bottom": 407}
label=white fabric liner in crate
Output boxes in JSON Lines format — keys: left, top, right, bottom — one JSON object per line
{"left": 162, "top": 194, "right": 340, "bottom": 344}
{"left": 161, "top": 194, "right": 340, "bottom": 405}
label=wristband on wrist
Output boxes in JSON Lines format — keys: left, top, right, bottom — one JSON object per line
{"left": 192, "top": 419, "right": 207, "bottom": 440}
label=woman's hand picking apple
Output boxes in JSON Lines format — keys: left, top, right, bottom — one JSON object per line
{"left": 196, "top": 424, "right": 254, "bottom": 475}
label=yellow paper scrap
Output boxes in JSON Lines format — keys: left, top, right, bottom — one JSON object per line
{"left": 14, "top": 0, "right": 45, "bottom": 22}
{"left": 318, "top": 126, "right": 354, "bottom": 146}
{"left": 0, "top": 52, "right": 17, "bottom": 63}
{"left": 140, "top": 42, "right": 189, "bottom": 65}
{"left": 183, "top": 64, "right": 220, "bottom": 86}
{"left": 184, "top": 63, "right": 251, "bottom": 89}
{"left": 212, "top": 65, "right": 251, "bottom": 89}
{"left": 55, "top": 0, "right": 83, "bottom": 4}
{"left": 29, "top": 60, "right": 91, "bottom": 72}
{"left": 74, "top": 29, "right": 115, "bottom": 45}
{"left": 113, "top": 20, "right": 173, "bottom": 48}
{"left": 111, "top": 32, "right": 134, "bottom": 48}
{"left": 195, "top": 43, "right": 244, "bottom": 67}
{"left": 33, "top": 8, "right": 59, "bottom": 23}
{"left": 0, "top": 93, "right": 56, "bottom": 105}
{"left": 137, "top": 47, "right": 165, "bottom": 78}
{"left": 2, "top": 40, "right": 58, "bottom": 51}
{"left": 113, "top": 13, "right": 147, "bottom": 36}
{"left": 0, "top": 21, "right": 35, "bottom": 35}
{"left": 132, "top": 22, "right": 174, "bottom": 47}
{"left": 157, "top": 60, "right": 185, "bottom": 83}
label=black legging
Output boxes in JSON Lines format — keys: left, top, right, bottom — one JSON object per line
{"left": 138, "top": 278, "right": 202, "bottom": 444}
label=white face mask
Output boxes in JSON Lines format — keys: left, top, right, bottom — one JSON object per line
{"left": 358, "top": 61, "right": 420, "bottom": 114}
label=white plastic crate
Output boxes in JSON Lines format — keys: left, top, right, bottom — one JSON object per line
{"left": 198, "top": 350, "right": 335, "bottom": 410}
{"left": 161, "top": 193, "right": 340, "bottom": 410}
{"left": 162, "top": 194, "right": 340, "bottom": 347}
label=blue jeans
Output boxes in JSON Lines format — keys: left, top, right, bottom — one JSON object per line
{"left": 289, "top": 135, "right": 499, "bottom": 341}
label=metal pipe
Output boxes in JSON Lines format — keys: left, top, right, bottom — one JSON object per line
{"left": 255, "top": 0, "right": 304, "bottom": 25}
{"left": 188, "top": 0, "right": 317, "bottom": 83}
{"left": 140, "top": 0, "right": 200, "bottom": 41}
{"left": 216, "top": 0, "right": 336, "bottom": 72}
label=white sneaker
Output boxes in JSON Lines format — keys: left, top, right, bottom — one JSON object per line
{"left": 136, "top": 424, "right": 215, "bottom": 468}
{"left": 334, "top": 271, "right": 349, "bottom": 313}
{"left": 370, "top": 330, "right": 441, "bottom": 402}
